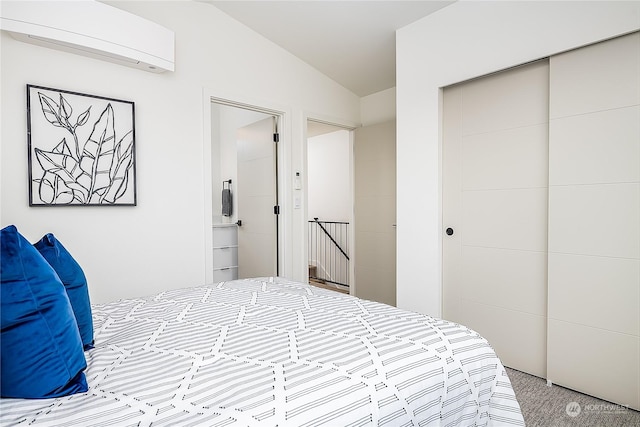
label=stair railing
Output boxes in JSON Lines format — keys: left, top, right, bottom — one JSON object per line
{"left": 308, "top": 218, "right": 349, "bottom": 288}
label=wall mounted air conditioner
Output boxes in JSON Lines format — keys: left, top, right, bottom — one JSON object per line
{"left": 0, "top": 1, "right": 175, "bottom": 73}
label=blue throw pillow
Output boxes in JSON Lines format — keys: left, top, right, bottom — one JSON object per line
{"left": 34, "top": 233, "right": 94, "bottom": 350}
{"left": 0, "top": 225, "right": 88, "bottom": 398}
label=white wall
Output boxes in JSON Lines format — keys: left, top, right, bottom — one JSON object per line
{"left": 396, "top": 0, "right": 640, "bottom": 317}
{"left": 307, "top": 130, "right": 351, "bottom": 223}
{"left": 0, "top": 1, "right": 359, "bottom": 303}
{"left": 360, "top": 87, "right": 396, "bottom": 126}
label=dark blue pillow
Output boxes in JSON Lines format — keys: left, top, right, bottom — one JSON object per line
{"left": 0, "top": 225, "right": 88, "bottom": 398}
{"left": 34, "top": 233, "right": 94, "bottom": 350}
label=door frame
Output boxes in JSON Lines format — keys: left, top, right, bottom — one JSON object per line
{"left": 203, "top": 88, "right": 289, "bottom": 284}
{"left": 303, "top": 112, "right": 359, "bottom": 294}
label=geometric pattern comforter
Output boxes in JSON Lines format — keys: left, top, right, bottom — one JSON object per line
{"left": 0, "top": 277, "right": 524, "bottom": 426}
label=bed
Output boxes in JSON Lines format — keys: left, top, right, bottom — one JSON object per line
{"left": 1, "top": 273, "right": 524, "bottom": 426}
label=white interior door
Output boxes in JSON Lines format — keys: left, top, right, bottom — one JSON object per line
{"left": 236, "top": 117, "right": 278, "bottom": 278}
{"left": 546, "top": 32, "right": 640, "bottom": 411}
{"left": 354, "top": 120, "right": 396, "bottom": 306}
{"left": 442, "top": 60, "right": 549, "bottom": 377}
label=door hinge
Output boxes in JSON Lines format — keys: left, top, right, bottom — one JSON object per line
{"left": 274, "top": 205, "right": 280, "bottom": 215}
{"left": 273, "top": 133, "right": 279, "bottom": 143}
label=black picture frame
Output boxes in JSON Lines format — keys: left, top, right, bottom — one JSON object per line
{"left": 27, "top": 84, "right": 136, "bottom": 206}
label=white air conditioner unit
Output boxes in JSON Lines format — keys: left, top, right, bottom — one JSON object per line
{"left": 0, "top": 0, "right": 175, "bottom": 73}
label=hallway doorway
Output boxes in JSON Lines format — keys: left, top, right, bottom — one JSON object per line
{"left": 211, "top": 102, "right": 281, "bottom": 279}
{"left": 306, "top": 120, "right": 353, "bottom": 293}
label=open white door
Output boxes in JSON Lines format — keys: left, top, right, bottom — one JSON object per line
{"left": 236, "top": 116, "right": 278, "bottom": 278}
{"left": 354, "top": 120, "right": 396, "bottom": 305}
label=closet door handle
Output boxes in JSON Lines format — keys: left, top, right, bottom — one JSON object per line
{"left": 446, "top": 227, "right": 454, "bottom": 236}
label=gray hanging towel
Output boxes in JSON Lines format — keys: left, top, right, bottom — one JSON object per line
{"left": 222, "top": 180, "right": 232, "bottom": 216}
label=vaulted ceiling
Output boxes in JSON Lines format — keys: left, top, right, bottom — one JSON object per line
{"left": 203, "top": 1, "right": 455, "bottom": 97}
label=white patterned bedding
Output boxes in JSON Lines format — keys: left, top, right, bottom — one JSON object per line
{"left": 0, "top": 277, "right": 524, "bottom": 426}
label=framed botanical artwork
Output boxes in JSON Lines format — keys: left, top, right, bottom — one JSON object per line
{"left": 27, "top": 84, "right": 136, "bottom": 206}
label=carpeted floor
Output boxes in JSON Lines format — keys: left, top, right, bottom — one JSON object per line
{"left": 506, "top": 367, "right": 640, "bottom": 427}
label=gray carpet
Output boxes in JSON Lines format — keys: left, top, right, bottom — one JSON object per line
{"left": 506, "top": 368, "right": 640, "bottom": 427}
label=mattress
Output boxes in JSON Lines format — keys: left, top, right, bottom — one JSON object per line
{"left": 0, "top": 277, "right": 524, "bottom": 426}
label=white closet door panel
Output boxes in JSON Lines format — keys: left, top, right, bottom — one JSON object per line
{"left": 548, "top": 253, "right": 640, "bottom": 336}
{"left": 549, "top": 183, "right": 640, "bottom": 259}
{"left": 459, "top": 299, "right": 547, "bottom": 378}
{"left": 443, "top": 60, "right": 549, "bottom": 377}
{"left": 442, "top": 245, "right": 463, "bottom": 323}
{"left": 549, "top": 106, "right": 640, "bottom": 186}
{"left": 462, "top": 124, "right": 548, "bottom": 191}
{"left": 462, "top": 60, "right": 549, "bottom": 136}
{"left": 548, "top": 319, "right": 640, "bottom": 410}
{"left": 442, "top": 85, "right": 464, "bottom": 324}
{"left": 462, "top": 246, "right": 547, "bottom": 316}
{"left": 550, "top": 32, "right": 640, "bottom": 119}
{"left": 463, "top": 188, "right": 548, "bottom": 252}
{"left": 548, "top": 32, "right": 640, "bottom": 410}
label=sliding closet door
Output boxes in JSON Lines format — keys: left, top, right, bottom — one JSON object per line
{"left": 547, "top": 32, "right": 640, "bottom": 410}
{"left": 442, "top": 60, "right": 549, "bottom": 377}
